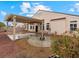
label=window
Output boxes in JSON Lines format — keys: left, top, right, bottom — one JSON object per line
{"left": 30, "top": 25, "right": 32, "bottom": 29}
{"left": 46, "top": 23, "right": 50, "bottom": 30}
{"left": 70, "top": 21, "right": 77, "bottom": 31}
{"left": 30, "top": 25, "right": 34, "bottom": 30}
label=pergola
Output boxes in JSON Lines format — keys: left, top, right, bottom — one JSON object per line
{"left": 6, "top": 14, "right": 43, "bottom": 24}
{"left": 5, "top": 14, "right": 44, "bottom": 40}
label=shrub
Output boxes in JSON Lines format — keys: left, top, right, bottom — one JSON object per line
{"left": 51, "top": 35, "right": 79, "bottom": 58}
{"left": 0, "top": 22, "right": 5, "bottom": 27}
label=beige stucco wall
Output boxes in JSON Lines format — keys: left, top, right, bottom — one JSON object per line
{"left": 32, "top": 10, "right": 79, "bottom": 35}
{"left": 32, "top": 11, "right": 68, "bottom": 32}
{"left": 50, "top": 20, "right": 66, "bottom": 35}
{"left": 51, "top": 16, "right": 79, "bottom": 35}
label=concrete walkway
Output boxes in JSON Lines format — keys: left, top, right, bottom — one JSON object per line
{"left": 27, "top": 35, "right": 51, "bottom": 47}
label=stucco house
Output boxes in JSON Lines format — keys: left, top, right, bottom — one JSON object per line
{"left": 6, "top": 10, "right": 79, "bottom": 40}
{"left": 31, "top": 10, "right": 79, "bottom": 35}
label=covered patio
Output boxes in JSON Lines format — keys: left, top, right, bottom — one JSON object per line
{"left": 5, "top": 14, "right": 44, "bottom": 40}
{"left": 5, "top": 14, "right": 51, "bottom": 48}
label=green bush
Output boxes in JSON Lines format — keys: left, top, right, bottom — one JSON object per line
{"left": 0, "top": 22, "right": 5, "bottom": 27}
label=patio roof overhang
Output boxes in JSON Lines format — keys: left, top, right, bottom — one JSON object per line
{"left": 6, "top": 14, "right": 43, "bottom": 24}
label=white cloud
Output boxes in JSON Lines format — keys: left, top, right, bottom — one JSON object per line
{"left": 68, "top": 3, "right": 79, "bottom": 12}
{"left": 75, "top": 3, "right": 79, "bottom": 6}
{"left": 0, "top": 11, "right": 7, "bottom": 16}
{"left": 33, "top": 3, "right": 40, "bottom": 5}
{"left": 19, "top": 2, "right": 31, "bottom": 14}
{"left": 27, "top": 4, "right": 52, "bottom": 17}
{"left": 19, "top": 2, "right": 52, "bottom": 17}
{"left": 26, "top": 14, "right": 34, "bottom": 17}
{"left": 33, "top": 5, "right": 52, "bottom": 12}
{"left": 11, "top": 6, "right": 15, "bottom": 9}
{"left": 32, "top": 2, "right": 42, "bottom": 6}
{"left": 74, "top": 3, "right": 79, "bottom": 12}
{"left": 69, "top": 8, "right": 75, "bottom": 12}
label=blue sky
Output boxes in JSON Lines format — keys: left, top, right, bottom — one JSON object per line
{"left": 0, "top": 1, "right": 79, "bottom": 23}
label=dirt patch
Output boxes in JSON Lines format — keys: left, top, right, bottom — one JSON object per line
{"left": 0, "top": 34, "right": 23, "bottom": 57}
{"left": 15, "top": 39, "right": 53, "bottom": 58}
{"left": 0, "top": 33, "right": 53, "bottom": 58}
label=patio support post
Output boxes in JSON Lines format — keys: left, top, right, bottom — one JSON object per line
{"left": 13, "top": 16, "right": 16, "bottom": 40}
{"left": 6, "top": 21, "right": 8, "bottom": 30}
{"left": 41, "top": 19, "right": 45, "bottom": 40}
{"left": 40, "top": 19, "right": 45, "bottom": 52}
{"left": 6, "top": 21, "right": 8, "bottom": 27}
{"left": 38, "top": 23, "right": 41, "bottom": 32}
{"left": 23, "top": 23, "right": 26, "bottom": 31}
